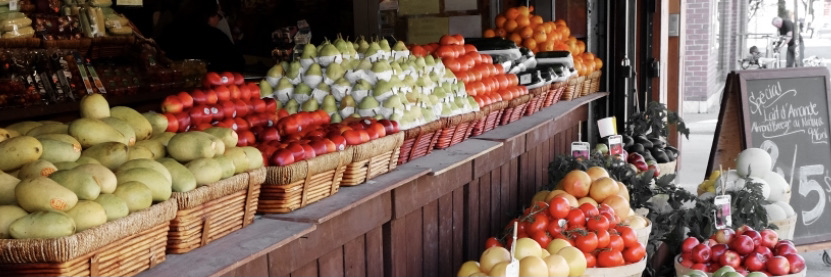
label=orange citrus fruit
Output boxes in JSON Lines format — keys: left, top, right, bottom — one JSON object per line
{"left": 506, "top": 8, "right": 519, "bottom": 20}
{"left": 534, "top": 31, "right": 547, "bottom": 44}
{"left": 484, "top": 29, "right": 496, "bottom": 38}
{"left": 504, "top": 19, "right": 519, "bottom": 32}
{"left": 495, "top": 28, "right": 507, "bottom": 38}
{"left": 495, "top": 15, "right": 507, "bottom": 28}
{"left": 518, "top": 6, "right": 530, "bottom": 17}
{"left": 509, "top": 33, "right": 523, "bottom": 46}
{"left": 522, "top": 38, "right": 537, "bottom": 51}
{"left": 516, "top": 15, "right": 531, "bottom": 27}
{"left": 531, "top": 15, "right": 544, "bottom": 26}
{"left": 519, "top": 26, "right": 534, "bottom": 39}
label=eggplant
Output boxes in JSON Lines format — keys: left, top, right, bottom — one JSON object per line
{"left": 636, "top": 135, "right": 653, "bottom": 149}
{"left": 628, "top": 143, "right": 645, "bottom": 156}
{"left": 649, "top": 137, "right": 667, "bottom": 149}
{"left": 623, "top": 135, "right": 635, "bottom": 148}
{"left": 642, "top": 150, "right": 654, "bottom": 161}
{"left": 651, "top": 148, "right": 670, "bottom": 163}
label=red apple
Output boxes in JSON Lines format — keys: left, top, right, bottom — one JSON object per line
{"left": 730, "top": 235, "right": 755, "bottom": 255}
{"left": 234, "top": 100, "right": 250, "bottom": 117}
{"left": 760, "top": 229, "right": 779, "bottom": 249}
{"left": 744, "top": 252, "right": 768, "bottom": 272}
{"left": 204, "top": 72, "right": 222, "bottom": 86}
{"left": 735, "top": 268, "right": 749, "bottom": 276}
{"left": 365, "top": 125, "right": 380, "bottom": 140}
{"left": 343, "top": 130, "right": 363, "bottom": 145}
{"left": 720, "top": 250, "right": 742, "bottom": 268}
{"left": 714, "top": 229, "right": 735, "bottom": 244}
{"left": 258, "top": 128, "right": 281, "bottom": 142}
{"left": 217, "top": 118, "right": 235, "bottom": 129}
{"left": 236, "top": 130, "right": 255, "bottom": 146}
{"left": 348, "top": 122, "right": 365, "bottom": 131}
{"left": 776, "top": 240, "right": 795, "bottom": 247}
{"left": 162, "top": 95, "right": 184, "bottom": 113}
{"left": 680, "top": 257, "right": 694, "bottom": 268}
{"left": 328, "top": 135, "right": 347, "bottom": 151}
{"left": 191, "top": 89, "right": 208, "bottom": 104}
{"left": 378, "top": 119, "right": 399, "bottom": 134}
{"left": 705, "top": 239, "right": 718, "bottom": 247}
{"left": 744, "top": 230, "right": 762, "bottom": 247}
{"left": 163, "top": 113, "right": 179, "bottom": 132}
{"left": 229, "top": 84, "right": 242, "bottom": 100}
{"left": 234, "top": 118, "right": 251, "bottom": 132}
{"left": 215, "top": 85, "right": 231, "bottom": 102}
{"left": 766, "top": 256, "right": 790, "bottom": 276}
{"left": 357, "top": 130, "right": 370, "bottom": 143}
{"left": 682, "top": 237, "right": 700, "bottom": 254}
{"left": 219, "top": 100, "right": 237, "bottom": 118}
{"left": 783, "top": 253, "right": 806, "bottom": 274}
{"left": 369, "top": 122, "right": 387, "bottom": 138}
{"left": 710, "top": 244, "right": 728, "bottom": 263}
{"left": 774, "top": 243, "right": 798, "bottom": 256}
{"left": 285, "top": 143, "right": 306, "bottom": 161}
{"left": 234, "top": 73, "right": 245, "bottom": 85}
{"left": 691, "top": 244, "right": 711, "bottom": 263}
{"left": 238, "top": 84, "right": 251, "bottom": 101}
{"left": 300, "top": 144, "right": 316, "bottom": 160}
{"left": 309, "top": 140, "right": 329, "bottom": 156}
{"left": 194, "top": 122, "right": 213, "bottom": 131}
{"left": 177, "top": 91, "right": 194, "bottom": 109}
{"left": 305, "top": 130, "right": 326, "bottom": 140}
{"left": 210, "top": 105, "right": 224, "bottom": 121}
{"left": 220, "top": 72, "right": 235, "bottom": 85}
{"left": 755, "top": 244, "right": 774, "bottom": 260}
{"left": 708, "top": 263, "right": 721, "bottom": 273}
{"left": 189, "top": 105, "right": 210, "bottom": 125}
{"left": 174, "top": 112, "right": 192, "bottom": 132}
{"left": 321, "top": 139, "right": 337, "bottom": 153}
{"left": 205, "top": 89, "right": 219, "bottom": 104}
{"left": 247, "top": 83, "right": 261, "bottom": 99}
{"left": 251, "top": 99, "right": 267, "bottom": 114}
{"left": 264, "top": 98, "right": 278, "bottom": 112}
{"left": 360, "top": 118, "right": 377, "bottom": 128}
{"left": 736, "top": 225, "right": 755, "bottom": 236}
{"left": 681, "top": 252, "right": 693, "bottom": 264}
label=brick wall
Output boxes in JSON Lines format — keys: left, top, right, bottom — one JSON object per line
{"left": 684, "top": 0, "right": 715, "bottom": 101}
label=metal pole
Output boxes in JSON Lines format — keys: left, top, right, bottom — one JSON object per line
{"left": 794, "top": 0, "right": 801, "bottom": 67}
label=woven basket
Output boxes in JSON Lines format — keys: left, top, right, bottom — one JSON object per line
{"left": 342, "top": 131, "right": 405, "bottom": 186}
{"left": 42, "top": 38, "right": 93, "bottom": 52}
{"left": 471, "top": 102, "right": 507, "bottom": 136}
{"left": 436, "top": 112, "right": 478, "bottom": 149}
{"left": 563, "top": 76, "right": 584, "bottom": 101}
{"left": 258, "top": 150, "right": 354, "bottom": 214}
{"left": 590, "top": 70, "right": 602, "bottom": 93}
{"left": 90, "top": 36, "right": 136, "bottom": 59}
{"left": 581, "top": 75, "right": 594, "bottom": 97}
{"left": 771, "top": 214, "right": 797, "bottom": 240}
{"left": 634, "top": 218, "right": 652, "bottom": 247}
{"left": 582, "top": 257, "right": 647, "bottom": 277}
{"left": 545, "top": 82, "right": 566, "bottom": 107}
{"left": 499, "top": 94, "right": 533, "bottom": 126}
{"left": 166, "top": 167, "right": 266, "bottom": 254}
{"left": 657, "top": 160, "right": 677, "bottom": 177}
{"left": 398, "top": 120, "right": 443, "bottom": 165}
{"left": 525, "top": 84, "right": 551, "bottom": 116}
{"left": 0, "top": 37, "right": 41, "bottom": 48}
{"left": 0, "top": 199, "right": 177, "bottom": 276}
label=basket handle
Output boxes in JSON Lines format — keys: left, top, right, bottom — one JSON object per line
{"left": 242, "top": 172, "right": 257, "bottom": 228}
{"left": 89, "top": 253, "right": 101, "bottom": 276}
{"left": 300, "top": 165, "right": 313, "bottom": 207}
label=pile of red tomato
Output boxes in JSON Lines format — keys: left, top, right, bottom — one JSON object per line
{"left": 408, "top": 34, "right": 528, "bottom": 107}
{"left": 486, "top": 195, "right": 646, "bottom": 268}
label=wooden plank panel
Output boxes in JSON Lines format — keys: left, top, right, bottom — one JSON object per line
{"left": 422, "top": 200, "right": 439, "bottom": 277}
{"left": 500, "top": 164, "right": 512, "bottom": 230}
{"left": 473, "top": 143, "right": 507, "bottom": 178}
{"left": 478, "top": 174, "right": 491, "bottom": 257}
{"left": 438, "top": 194, "right": 454, "bottom": 277}
{"left": 393, "top": 164, "right": 473, "bottom": 219}
{"left": 452, "top": 187, "right": 465, "bottom": 270}
{"left": 291, "top": 260, "right": 318, "bottom": 277}
{"left": 229, "top": 255, "right": 268, "bottom": 277}
{"left": 405, "top": 210, "right": 424, "bottom": 277}
{"left": 385, "top": 219, "right": 407, "bottom": 277}
{"left": 509, "top": 158, "right": 519, "bottom": 213}
{"left": 318, "top": 246, "right": 344, "bottom": 277}
{"left": 464, "top": 178, "right": 480, "bottom": 260}
{"left": 518, "top": 152, "right": 533, "bottom": 209}
{"left": 343, "top": 235, "right": 366, "bottom": 277}
{"left": 490, "top": 169, "right": 502, "bottom": 236}
{"left": 366, "top": 227, "right": 384, "bottom": 277}
{"left": 535, "top": 143, "right": 544, "bottom": 192}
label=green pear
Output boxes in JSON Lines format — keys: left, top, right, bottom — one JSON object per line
{"left": 300, "top": 43, "right": 317, "bottom": 58}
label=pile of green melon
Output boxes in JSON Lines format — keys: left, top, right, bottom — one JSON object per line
{"left": 0, "top": 94, "right": 263, "bottom": 240}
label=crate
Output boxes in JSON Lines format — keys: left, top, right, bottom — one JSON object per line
{"left": 166, "top": 168, "right": 266, "bottom": 254}
{"left": 0, "top": 199, "right": 177, "bottom": 276}
{"left": 258, "top": 150, "right": 354, "bottom": 213}
{"left": 398, "top": 120, "right": 443, "bottom": 165}
{"left": 342, "top": 131, "right": 405, "bottom": 186}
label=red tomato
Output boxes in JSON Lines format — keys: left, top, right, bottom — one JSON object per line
{"left": 547, "top": 219, "right": 564, "bottom": 235}
{"left": 485, "top": 237, "right": 502, "bottom": 249}
{"left": 528, "top": 213, "right": 549, "bottom": 235}
{"left": 587, "top": 216, "right": 610, "bottom": 232}
{"left": 440, "top": 35, "right": 459, "bottom": 46}
{"left": 608, "top": 234, "right": 625, "bottom": 252}
{"left": 585, "top": 252, "right": 597, "bottom": 268}
{"left": 566, "top": 208, "right": 586, "bottom": 227}
{"left": 597, "top": 250, "right": 625, "bottom": 267}
{"left": 575, "top": 232, "right": 599, "bottom": 253}
{"left": 530, "top": 230, "right": 552, "bottom": 249}
{"left": 579, "top": 203, "right": 600, "bottom": 217}
{"left": 623, "top": 242, "right": 646, "bottom": 264}
{"left": 596, "top": 229, "right": 611, "bottom": 248}
{"left": 549, "top": 196, "right": 571, "bottom": 219}
{"left": 615, "top": 226, "right": 639, "bottom": 248}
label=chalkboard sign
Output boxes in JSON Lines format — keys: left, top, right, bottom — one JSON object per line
{"left": 739, "top": 68, "right": 831, "bottom": 246}
{"left": 709, "top": 67, "right": 831, "bottom": 247}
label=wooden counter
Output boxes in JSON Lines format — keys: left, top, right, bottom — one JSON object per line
{"left": 138, "top": 93, "right": 607, "bottom": 277}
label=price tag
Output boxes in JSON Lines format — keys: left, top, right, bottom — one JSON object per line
{"left": 571, "top": 142, "right": 590, "bottom": 159}
{"left": 714, "top": 195, "right": 732, "bottom": 229}
{"left": 116, "top": 0, "right": 143, "bottom": 6}
{"left": 9, "top": 0, "right": 19, "bottom": 11}
{"left": 506, "top": 221, "right": 519, "bottom": 277}
{"left": 608, "top": 135, "right": 623, "bottom": 156}
{"left": 520, "top": 73, "right": 532, "bottom": 85}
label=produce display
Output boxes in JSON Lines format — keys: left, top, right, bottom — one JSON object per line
{"left": 620, "top": 134, "right": 678, "bottom": 177}
{"left": 0, "top": 94, "right": 263, "bottom": 239}
{"left": 460, "top": 167, "right": 650, "bottom": 276}
{"left": 259, "top": 35, "right": 478, "bottom": 131}
{"left": 677, "top": 226, "right": 806, "bottom": 277}
{"left": 407, "top": 34, "right": 525, "bottom": 108}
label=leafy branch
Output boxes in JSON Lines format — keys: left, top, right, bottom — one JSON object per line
{"left": 626, "top": 101, "right": 690, "bottom": 139}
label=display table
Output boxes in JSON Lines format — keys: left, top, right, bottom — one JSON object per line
{"left": 138, "top": 93, "right": 607, "bottom": 277}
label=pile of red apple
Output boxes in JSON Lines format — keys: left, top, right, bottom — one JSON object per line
{"left": 679, "top": 226, "right": 806, "bottom": 276}
{"left": 257, "top": 113, "right": 400, "bottom": 167}
{"left": 160, "top": 72, "right": 279, "bottom": 146}
{"left": 408, "top": 34, "right": 527, "bottom": 107}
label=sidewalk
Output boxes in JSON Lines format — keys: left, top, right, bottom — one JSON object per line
{"left": 678, "top": 110, "right": 831, "bottom": 276}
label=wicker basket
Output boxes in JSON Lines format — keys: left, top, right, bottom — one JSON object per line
{"left": 590, "top": 70, "right": 602, "bottom": 93}
{"left": 436, "top": 112, "right": 478, "bottom": 149}
{"left": 657, "top": 160, "right": 677, "bottom": 177}
{"left": 0, "top": 37, "right": 41, "bottom": 48}
{"left": 89, "top": 36, "right": 136, "bottom": 59}
{"left": 398, "top": 120, "right": 443, "bottom": 165}
{"left": 342, "top": 131, "right": 405, "bottom": 186}
{"left": 581, "top": 75, "right": 594, "bottom": 97}
{"left": 166, "top": 167, "right": 266, "bottom": 254}
{"left": 258, "top": 150, "right": 353, "bottom": 213}
{"left": 499, "top": 94, "right": 533, "bottom": 126}
{"left": 771, "top": 214, "right": 797, "bottom": 240}
{"left": 42, "top": 38, "right": 93, "bottom": 52}
{"left": 634, "top": 218, "right": 652, "bottom": 247}
{"left": 471, "top": 101, "right": 507, "bottom": 136}
{"left": 0, "top": 199, "right": 177, "bottom": 276}
{"left": 562, "top": 76, "right": 584, "bottom": 101}
{"left": 582, "top": 257, "right": 647, "bottom": 277}
{"left": 525, "top": 84, "right": 551, "bottom": 116}
{"left": 545, "top": 82, "right": 566, "bottom": 107}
